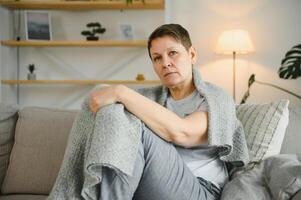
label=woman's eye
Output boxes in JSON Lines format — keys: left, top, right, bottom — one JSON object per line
{"left": 153, "top": 57, "right": 160, "bottom": 62}
{"left": 169, "top": 51, "right": 177, "bottom": 56}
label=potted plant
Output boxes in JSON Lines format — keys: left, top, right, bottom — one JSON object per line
{"left": 81, "top": 22, "right": 106, "bottom": 41}
{"left": 27, "top": 64, "right": 37, "bottom": 80}
{"left": 240, "top": 44, "right": 301, "bottom": 104}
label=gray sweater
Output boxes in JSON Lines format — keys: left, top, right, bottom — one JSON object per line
{"left": 137, "top": 67, "right": 249, "bottom": 165}
{"left": 48, "top": 67, "right": 249, "bottom": 200}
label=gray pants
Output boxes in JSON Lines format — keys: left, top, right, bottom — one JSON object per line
{"left": 99, "top": 124, "right": 220, "bottom": 200}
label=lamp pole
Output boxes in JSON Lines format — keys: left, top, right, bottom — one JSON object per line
{"left": 233, "top": 51, "right": 236, "bottom": 101}
{"left": 215, "top": 29, "right": 255, "bottom": 102}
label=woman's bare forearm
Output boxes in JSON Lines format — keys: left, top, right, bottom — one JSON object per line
{"left": 116, "top": 85, "right": 208, "bottom": 146}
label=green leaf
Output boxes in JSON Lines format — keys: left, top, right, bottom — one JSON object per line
{"left": 81, "top": 31, "right": 92, "bottom": 36}
{"left": 28, "top": 64, "right": 36, "bottom": 73}
{"left": 248, "top": 74, "right": 255, "bottom": 88}
{"left": 240, "top": 90, "right": 250, "bottom": 104}
{"left": 278, "top": 44, "right": 301, "bottom": 79}
{"left": 95, "top": 28, "right": 106, "bottom": 34}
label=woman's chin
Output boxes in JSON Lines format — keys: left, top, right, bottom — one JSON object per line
{"left": 162, "top": 79, "right": 182, "bottom": 88}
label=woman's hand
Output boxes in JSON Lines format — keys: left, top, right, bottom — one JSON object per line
{"left": 89, "top": 85, "right": 123, "bottom": 114}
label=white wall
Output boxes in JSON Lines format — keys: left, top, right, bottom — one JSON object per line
{"left": 168, "top": 0, "right": 301, "bottom": 106}
{"left": 1, "top": 8, "right": 164, "bottom": 109}
{"left": 0, "top": 7, "right": 2, "bottom": 102}
{"left": 1, "top": 0, "right": 301, "bottom": 108}
{"left": 0, "top": 8, "right": 18, "bottom": 104}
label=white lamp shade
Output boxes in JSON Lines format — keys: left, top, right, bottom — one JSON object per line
{"left": 215, "top": 29, "right": 255, "bottom": 55}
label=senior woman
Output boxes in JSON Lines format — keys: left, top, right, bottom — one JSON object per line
{"left": 89, "top": 24, "right": 249, "bottom": 200}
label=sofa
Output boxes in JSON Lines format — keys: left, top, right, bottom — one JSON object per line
{"left": 0, "top": 102, "right": 301, "bottom": 200}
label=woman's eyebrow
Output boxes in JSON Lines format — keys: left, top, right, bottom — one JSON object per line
{"left": 151, "top": 46, "right": 178, "bottom": 57}
{"left": 151, "top": 47, "right": 176, "bottom": 55}
{"left": 167, "top": 47, "right": 176, "bottom": 50}
{"left": 151, "top": 52, "right": 160, "bottom": 57}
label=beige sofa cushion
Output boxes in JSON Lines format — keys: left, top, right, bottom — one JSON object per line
{"left": 0, "top": 194, "right": 47, "bottom": 200}
{"left": 1, "top": 107, "right": 77, "bottom": 195}
{"left": 0, "top": 104, "right": 18, "bottom": 187}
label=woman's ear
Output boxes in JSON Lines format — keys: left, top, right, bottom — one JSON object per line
{"left": 189, "top": 47, "right": 197, "bottom": 64}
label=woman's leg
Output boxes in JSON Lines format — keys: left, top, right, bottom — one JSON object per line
{"left": 100, "top": 124, "right": 217, "bottom": 200}
{"left": 133, "top": 125, "right": 217, "bottom": 200}
{"left": 99, "top": 140, "right": 145, "bottom": 200}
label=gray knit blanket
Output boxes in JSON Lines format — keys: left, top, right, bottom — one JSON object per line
{"left": 48, "top": 67, "right": 249, "bottom": 200}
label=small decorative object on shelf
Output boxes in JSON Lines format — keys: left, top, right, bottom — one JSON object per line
{"left": 119, "top": 24, "right": 135, "bottom": 40}
{"left": 90, "top": 0, "right": 145, "bottom": 4}
{"left": 81, "top": 22, "right": 106, "bottom": 41}
{"left": 135, "top": 73, "right": 145, "bottom": 81}
{"left": 27, "top": 64, "right": 37, "bottom": 80}
{"left": 126, "top": 0, "right": 145, "bottom": 5}
{"left": 25, "top": 11, "right": 52, "bottom": 41}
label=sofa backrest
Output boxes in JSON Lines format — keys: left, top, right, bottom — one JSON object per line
{"left": 281, "top": 106, "right": 301, "bottom": 161}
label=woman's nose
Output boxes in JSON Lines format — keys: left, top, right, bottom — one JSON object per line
{"left": 162, "top": 56, "right": 171, "bottom": 68}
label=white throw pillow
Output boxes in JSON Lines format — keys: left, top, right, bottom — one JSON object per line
{"left": 236, "top": 100, "right": 289, "bottom": 162}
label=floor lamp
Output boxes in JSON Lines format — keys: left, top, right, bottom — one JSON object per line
{"left": 215, "top": 29, "right": 255, "bottom": 102}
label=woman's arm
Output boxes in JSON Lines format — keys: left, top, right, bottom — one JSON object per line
{"left": 89, "top": 85, "right": 208, "bottom": 147}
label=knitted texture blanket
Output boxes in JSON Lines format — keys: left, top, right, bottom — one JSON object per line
{"left": 48, "top": 100, "right": 142, "bottom": 200}
{"left": 48, "top": 67, "right": 249, "bottom": 200}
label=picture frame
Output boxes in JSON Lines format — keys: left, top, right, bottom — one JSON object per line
{"left": 119, "top": 24, "right": 135, "bottom": 40}
{"left": 25, "top": 11, "right": 52, "bottom": 41}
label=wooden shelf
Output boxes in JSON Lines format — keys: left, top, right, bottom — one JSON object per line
{"left": 1, "top": 40, "right": 147, "bottom": 47}
{"left": 1, "top": 79, "right": 161, "bottom": 85}
{"left": 0, "top": 1, "right": 164, "bottom": 10}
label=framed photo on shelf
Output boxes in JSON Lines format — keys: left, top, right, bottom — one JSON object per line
{"left": 119, "top": 24, "right": 135, "bottom": 40}
{"left": 25, "top": 11, "right": 52, "bottom": 41}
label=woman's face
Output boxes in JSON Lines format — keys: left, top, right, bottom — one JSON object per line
{"left": 149, "top": 36, "right": 197, "bottom": 88}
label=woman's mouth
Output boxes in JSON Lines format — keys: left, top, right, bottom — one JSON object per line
{"left": 164, "top": 72, "right": 176, "bottom": 77}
